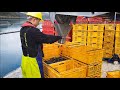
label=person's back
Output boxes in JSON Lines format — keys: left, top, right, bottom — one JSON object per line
{"left": 20, "top": 22, "right": 43, "bottom": 58}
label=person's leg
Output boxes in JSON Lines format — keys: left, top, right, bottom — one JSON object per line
{"left": 21, "top": 55, "right": 27, "bottom": 78}
{"left": 36, "top": 53, "right": 44, "bottom": 78}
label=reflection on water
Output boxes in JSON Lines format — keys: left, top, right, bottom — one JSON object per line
{"left": 0, "top": 19, "right": 26, "bottom": 77}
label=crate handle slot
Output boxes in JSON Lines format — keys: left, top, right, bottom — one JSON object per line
{"left": 94, "top": 25, "right": 98, "bottom": 26}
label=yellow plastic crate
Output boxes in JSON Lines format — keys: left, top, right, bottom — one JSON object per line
{"left": 72, "top": 41, "right": 87, "bottom": 45}
{"left": 60, "top": 45, "right": 69, "bottom": 57}
{"left": 62, "top": 45, "right": 81, "bottom": 56}
{"left": 115, "top": 36, "right": 120, "bottom": 41}
{"left": 44, "top": 74, "right": 50, "bottom": 78}
{"left": 115, "top": 31, "right": 120, "bottom": 37}
{"left": 88, "top": 24, "right": 104, "bottom": 31}
{"left": 103, "top": 54, "right": 113, "bottom": 58}
{"left": 49, "top": 59, "right": 73, "bottom": 72}
{"left": 87, "top": 31, "right": 103, "bottom": 37}
{"left": 73, "top": 30, "right": 87, "bottom": 37}
{"left": 116, "top": 24, "right": 120, "bottom": 31}
{"left": 66, "top": 44, "right": 84, "bottom": 51}
{"left": 86, "top": 64, "right": 95, "bottom": 77}
{"left": 104, "top": 30, "right": 115, "bottom": 36}
{"left": 115, "top": 42, "right": 120, "bottom": 48}
{"left": 107, "top": 70, "right": 120, "bottom": 78}
{"left": 73, "top": 24, "right": 87, "bottom": 30}
{"left": 72, "top": 38, "right": 86, "bottom": 43}
{"left": 87, "top": 24, "right": 92, "bottom": 30}
{"left": 43, "top": 44, "right": 61, "bottom": 60}
{"left": 103, "top": 53, "right": 113, "bottom": 58}
{"left": 43, "top": 59, "right": 87, "bottom": 78}
{"left": 105, "top": 24, "right": 115, "bottom": 30}
{"left": 73, "top": 49, "right": 103, "bottom": 65}
{"left": 72, "top": 35, "right": 87, "bottom": 39}
{"left": 73, "top": 24, "right": 79, "bottom": 31}
{"left": 43, "top": 54, "right": 60, "bottom": 60}
{"left": 97, "top": 24, "right": 105, "bottom": 31}
{"left": 103, "top": 48, "right": 113, "bottom": 53}
{"left": 87, "top": 37, "right": 103, "bottom": 44}
{"left": 115, "top": 47, "right": 120, "bottom": 57}
{"left": 103, "top": 36, "right": 114, "bottom": 42}
{"left": 43, "top": 62, "right": 62, "bottom": 78}
{"left": 94, "top": 63, "right": 102, "bottom": 73}
{"left": 72, "top": 36, "right": 86, "bottom": 43}
{"left": 86, "top": 61, "right": 102, "bottom": 77}
{"left": 61, "top": 44, "right": 84, "bottom": 57}
{"left": 87, "top": 43, "right": 103, "bottom": 49}
{"left": 86, "top": 51, "right": 103, "bottom": 64}
{"left": 96, "top": 49, "right": 104, "bottom": 60}
{"left": 87, "top": 41, "right": 103, "bottom": 45}
{"left": 79, "top": 45, "right": 96, "bottom": 51}
{"left": 115, "top": 37, "right": 120, "bottom": 43}
{"left": 62, "top": 45, "right": 97, "bottom": 59}
{"left": 69, "top": 45, "right": 87, "bottom": 55}
{"left": 103, "top": 42, "right": 114, "bottom": 49}
{"left": 103, "top": 46, "right": 114, "bottom": 51}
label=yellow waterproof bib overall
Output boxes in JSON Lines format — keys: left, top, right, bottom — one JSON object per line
{"left": 21, "top": 55, "right": 41, "bottom": 78}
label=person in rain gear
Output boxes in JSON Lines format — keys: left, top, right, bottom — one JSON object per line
{"left": 20, "top": 12, "right": 63, "bottom": 78}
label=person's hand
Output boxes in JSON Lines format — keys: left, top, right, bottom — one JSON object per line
{"left": 62, "top": 37, "right": 71, "bottom": 39}
{"left": 66, "top": 37, "right": 71, "bottom": 39}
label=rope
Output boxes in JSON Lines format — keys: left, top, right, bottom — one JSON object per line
{"left": 0, "top": 31, "right": 20, "bottom": 35}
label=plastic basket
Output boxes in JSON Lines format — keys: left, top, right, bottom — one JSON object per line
{"left": 43, "top": 59, "right": 87, "bottom": 78}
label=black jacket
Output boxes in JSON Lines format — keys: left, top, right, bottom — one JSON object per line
{"left": 20, "top": 22, "right": 62, "bottom": 58}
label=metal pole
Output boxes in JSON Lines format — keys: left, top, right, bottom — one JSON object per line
{"left": 113, "top": 12, "right": 117, "bottom": 55}
{"left": 114, "top": 12, "right": 117, "bottom": 28}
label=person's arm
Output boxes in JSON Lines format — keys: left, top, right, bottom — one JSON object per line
{"left": 33, "top": 29, "right": 62, "bottom": 44}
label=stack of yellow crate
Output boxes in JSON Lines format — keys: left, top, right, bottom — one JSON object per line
{"left": 43, "top": 42, "right": 103, "bottom": 78}
{"left": 43, "top": 42, "right": 87, "bottom": 78}
{"left": 61, "top": 43, "right": 103, "bottom": 78}
{"left": 72, "top": 24, "right": 87, "bottom": 45}
{"left": 70, "top": 46, "right": 103, "bottom": 78}
{"left": 103, "top": 24, "right": 115, "bottom": 58}
{"left": 43, "top": 43, "right": 61, "bottom": 60}
{"left": 43, "top": 58, "right": 87, "bottom": 78}
{"left": 87, "top": 24, "right": 104, "bottom": 49}
{"left": 115, "top": 24, "right": 120, "bottom": 57}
